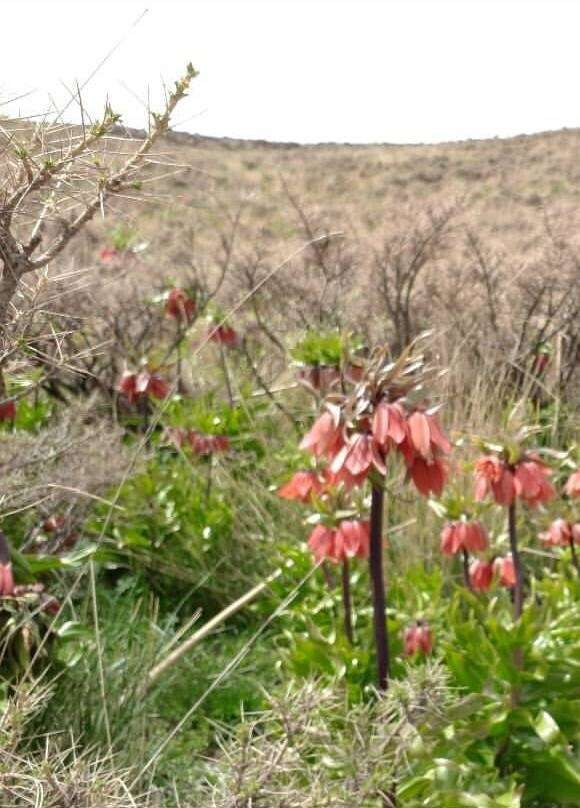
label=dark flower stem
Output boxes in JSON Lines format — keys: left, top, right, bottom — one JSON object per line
{"left": 507, "top": 498, "right": 524, "bottom": 703}
{"left": 370, "top": 481, "right": 390, "bottom": 690}
{"left": 507, "top": 501, "right": 524, "bottom": 620}
{"left": 341, "top": 558, "right": 354, "bottom": 645}
{"left": 461, "top": 548, "right": 472, "bottom": 590}
{"left": 569, "top": 537, "right": 579, "bottom": 572}
{"left": 219, "top": 342, "right": 234, "bottom": 407}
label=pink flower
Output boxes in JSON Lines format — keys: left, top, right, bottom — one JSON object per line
{"left": 330, "top": 433, "right": 385, "bottom": 480}
{"left": 494, "top": 555, "right": 516, "bottom": 588}
{"left": 136, "top": 371, "right": 170, "bottom": 400}
{"left": 300, "top": 411, "right": 344, "bottom": 460}
{"left": 118, "top": 370, "right": 170, "bottom": 403}
{"left": 307, "top": 520, "right": 370, "bottom": 564}
{"left": 307, "top": 525, "right": 337, "bottom": 563}
{"left": 98, "top": 247, "right": 119, "bottom": 263}
{"left": 334, "top": 520, "right": 370, "bottom": 560}
{"left": 564, "top": 469, "right": 580, "bottom": 499}
{"left": 0, "top": 532, "right": 13, "bottom": 597}
{"left": 440, "top": 520, "right": 488, "bottom": 555}
{"left": 0, "top": 400, "right": 16, "bottom": 422}
{"left": 408, "top": 456, "right": 448, "bottom": 497}
{"left": 0, "top": 563, "right": 14, "bottom": 597}
{"left": 165, "top": 288, "right": 196, "bottom": 323}
{"left": 278, "top": 471, "right": 322, "bottom": 503}
{"left": 474, "top": 456, "right": 516, "bottom": 506}
{"left": 187, "top": 431, "right": 230, "bottom": 455}
{"left": 406, "top": 410, "right": 452, "bottom": 460}
{"left": 469, "top": 559, "right": 494, "bottom": 591}
{"left": 514, "top": 459, "right": 555, "bottom": 507}
{"left": 404, "top": 621, "right": 433, "bottom": 656}
{"left": 208, "top": 323, "right": 240, "bottom": 347}
{"left": 323, "top": 466, "right": 368, "bottom": 491}
{"left": 539, "top": 518, "right": 571, "bottom": 547}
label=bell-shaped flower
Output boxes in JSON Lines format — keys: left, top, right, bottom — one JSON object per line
{"left": 300, "top": 411, "right": 344, "bottom": 460}
{"left": 278, "top": 471, "right": 322, "bottom": 503}
{"left": 165, "top": 288, "right": 196, "bottom": 323}
{"left": 474, "top": 456, "right": 516, "bottom": 505}
{"left": 406, "top": 410, "right": 452, "bottom": 461}
{"left": 208, "top": 323, "right": 240, "bottom": 347}
{"left": 513, "top": 459, "right": 555, "bottom": 507}
{"left": 330, "top": 433, "right": 386, "bottom": 480}
{"left": 307, "top": 525, "right": 337, "bottom": 563}
{"left": 334, "top": 520, "right": 370, "bottom": 560}
{"left": 372, "top": 401, "right": 408, "bottom": 450}
{"left": 408, "top": 455, "right": 448, "bottom": 497}
{"left": 440, "top": 519, "right": 488, "bottom": 555}
{"left": 493, "top": 555, "right": 516, "bottom": 588}
{"left": 404, "top": 621, "right": 433, "bottom": 656}
{"left": 469, "top": 559, "right": 494, "bottom": 591}
{"left": 0, "top": 400, "right": 16, "bottom": 422}
{"left": 539, "top": 518, "right": 573, "bottom": 547}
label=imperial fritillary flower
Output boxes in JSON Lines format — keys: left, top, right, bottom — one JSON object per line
{"left": 440, "top": 520, "right": 488, "bottom": 555}
{"left": 0, "top": 400, "right": 16, "bottom": 421}
{"left": 117, "top": 370, "right": 170, "bottom": 403}
{"left": 300, "top": 411, "right": 344, "bottom": 460}
{"left": 165, "top": 288, "right": 196, "bottom": 323}
{"left": 469, "top": 559, "right": 494, "bottom": 591}
{"left": 539, "top": 518, "right": 578, "bottom": 547}
{"left": 278, "top": 471, "right": 323, "bottom": 503}
{"left": 494, "top": 555, "right": 516, "bottom": 588}
{"left": 404, "top": 621, "right": 433, "bottom": 656}
{"left": 564, "top": 469, "right": 580, "bottom": 499}
{"left": 307, "top": 520, "right": 370, "bottom": 564}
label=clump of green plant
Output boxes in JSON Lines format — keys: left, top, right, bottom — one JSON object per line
{"left": 290, "top": 329, "right": 363, "bottom": 367}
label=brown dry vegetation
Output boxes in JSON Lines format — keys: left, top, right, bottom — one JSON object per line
{"left": 67, "top": 125, "right": 580, "bottom": 380}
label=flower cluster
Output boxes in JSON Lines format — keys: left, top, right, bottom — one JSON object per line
{"left": 474, "top": 454, "right": 555, "bottom": 507}
{"left": 117, "top": 369, "right": 170, "bottom": 404}
{"left": 539, "top": 518, "right": 580, "bottom": 547}
{"left": 165, "top": 427, "right": 230, "bottom": 455}
{"left": 300, "top": 400, "right": 451, "bottom": 498}
{"left": 469, "top": 555, "right": 516, "bottom": 591}
{"left": 440, "top": 519, "right": 488, "bottom": 555}
{"left": 404, "top": 621, "right": 433, "bottom": 656}
{"left": 308, "top": 520, "right": 370, "bottom": 564}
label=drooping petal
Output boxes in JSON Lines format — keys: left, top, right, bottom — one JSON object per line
{"left": 491, "top": 468, "right": 516, "bottom": 506}
{"left": 427, "top": 413, "right": 452, "bottom": 455}
{"left": 464, "top": 520, "right": 488, "bottom": 552}
{"left": 494, "top": 555, "right": 516, "bottom": 588}
{"left": 469, "top": 559, "right": 494, "bottom": 591}
{"left": 408, "top": 411, "right": 432, "bottom": 459}
{"left": 564, "top": 470, "right": 580, "bottom": 498}
{"left": 440, "top": 523, "right": 459, "bottom": 555}
{"left": 278, "top": 471, "right": 321, "bottom": 503}
{"left": 300, "top": 412, "right": 344, "bottom": 459}
{"left": 307, "top": 525, "right": 336, "bottom": 563}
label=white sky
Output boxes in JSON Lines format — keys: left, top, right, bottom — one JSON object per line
{"left": 2, "top": 0, "right": 580, "bottom": 144}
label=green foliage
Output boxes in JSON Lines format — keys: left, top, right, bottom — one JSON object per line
{"left": 290, "top": 329, "right": 363, "bottom": 366}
